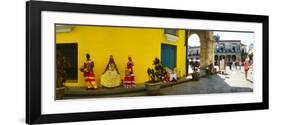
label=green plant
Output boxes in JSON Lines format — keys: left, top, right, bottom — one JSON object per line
{"left": 147, "top": 58, "right": 167, "bottom": 83}
{"left": 56, "top": 50, "right": 70, "bottom": 88}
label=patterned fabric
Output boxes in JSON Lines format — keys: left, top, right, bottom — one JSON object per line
{"left": 83, "top": 61, "right": 95, "bottom": 82}
{"left": 123, "top": 60, "right": 136, "bottom": 88}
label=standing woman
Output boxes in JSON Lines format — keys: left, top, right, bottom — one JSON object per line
{"left": 244, "top": 59, "right": 250, "bottom": 80}
{"left": 238, "top": 59, "right": 242, "bottom": 70}
{"left": 100, "top": 55, "right": 121, "bottom": 88}
{"left": 219, "top": 58, "right": 226, "bottom": 74}
{"left": 123, "top": 56, "right": 136, "bottom": 88}
{"left": 80, "top": 53, "right": 97, "bottom": 90}
{"left": 229, "top": 61, "right": 232, "bottom": 71}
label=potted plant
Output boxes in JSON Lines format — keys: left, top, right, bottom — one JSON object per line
{"left": 55, "top": 50, "right": 69, "bottom": 99}
{"left": 145, "top": 58, "right": 167, "bottom": 95}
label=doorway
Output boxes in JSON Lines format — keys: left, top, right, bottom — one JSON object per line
{"left": 161, "top": 44, "right": 176, "bottom": 70}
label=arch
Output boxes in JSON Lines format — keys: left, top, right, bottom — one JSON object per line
{"left": 188, "top": 33, "right": 200, "bottom": 47}
{"left": 219, "top": 43, "right": 225, "bottom": 52}
{"left": 214, "top": 55, "right": 219, "bottom": 65}
{"left": 219, "top": 55, "right": 225, "bottom": 60}
{"left": 187, "top": 30, "right": 215, "bottom": 75}
{"left": 187, "top": 33, "right": 201, "bottom": 73}
{"left": 232, "top": 55, "right": 236, "bottom": 61}
{"left": 227, "top": 55, "right": 231, "bottom": 61}
{"left": 215, "top": 55, "right": 218, "bottom": 60}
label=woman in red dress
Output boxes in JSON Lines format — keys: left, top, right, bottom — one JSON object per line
{"left": 244, "top": 60, "right": 250, "bottom": 80}
{"left": 80, "top": 53, "right": 97, "bottom": 90}
{"left": 123, "top": 57, "right": 136, "bottom": 88}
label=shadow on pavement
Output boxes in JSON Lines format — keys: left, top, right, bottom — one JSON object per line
{"left": 62, "top": 74, "right": 253, "bottom": 99}
{"left": 160, "top": 74, "right": 253, "bottom": 95}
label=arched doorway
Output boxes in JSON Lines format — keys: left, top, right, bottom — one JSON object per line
{"left": 188, "top": 33, "right": 200, "bottom": 73}
{"left": 232, "top": 55, "right": 236, "bottom": 61}
{"left": 219, "top": 55, "right": 225, "bottom": 60}
{"left": 227, "top": 55, "right": 231, "bottom": 62}
{"left": 186, "top": 30, "right": 215, "bottom": 76}
{"left": 214, "top": 55, "right": 219, "bottom": 65}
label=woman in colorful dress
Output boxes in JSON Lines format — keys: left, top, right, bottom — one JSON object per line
{"left": 80, "top": 53, "right": 97, "bottom": 90}
{"left": 123, "top": 57, "right": 136, "bottom": 88}
{"left": 100, "top": 55, "right": 121, "bottom": 88}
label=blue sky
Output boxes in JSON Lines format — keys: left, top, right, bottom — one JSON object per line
{"left": 189, "top": 31, "right": 254, "bottom": 47}
{"left": 214, "top": 31, "right": 254, "bottom": 46}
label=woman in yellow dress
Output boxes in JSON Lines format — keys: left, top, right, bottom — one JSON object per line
{"left": 100, "top": 55, "right": 121, "bottom": 88}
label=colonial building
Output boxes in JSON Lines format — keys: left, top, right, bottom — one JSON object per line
{"left": 214, "top": 40, "right": 247, "bottom": 65}
{"left": 188, "top": 46, "right": 200, "bottom": 61}
{"left": 188, "top": 35, "right": 248, "bottom": 66}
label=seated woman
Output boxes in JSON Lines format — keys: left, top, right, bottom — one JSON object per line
{"left": 100, "top": 55, "right": 121, "bottom": 88}
{"left": 207, "top": 62, "right": 216, "bottom": 74}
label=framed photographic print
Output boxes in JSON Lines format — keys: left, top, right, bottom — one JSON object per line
{"left": 26, "top": 0, "right": 269, "bottom": 124}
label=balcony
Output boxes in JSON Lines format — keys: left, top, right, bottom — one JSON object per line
{"left": 215, "top": 49, "right": 241, "bottom": 53}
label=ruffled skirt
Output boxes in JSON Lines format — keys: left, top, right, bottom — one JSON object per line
{"left": 100, "top": 70, "right": 121, "bottom": 88}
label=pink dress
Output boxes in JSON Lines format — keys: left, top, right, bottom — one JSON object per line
{"left": 244, "top": 62, "right": 249, "bottom": 71}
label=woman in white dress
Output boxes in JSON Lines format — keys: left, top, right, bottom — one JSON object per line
{"left": 100, "top": 55, "right": 121, "bottom": 88}
{"left": 219, "top": 58, "right": 226, "bottom": 74}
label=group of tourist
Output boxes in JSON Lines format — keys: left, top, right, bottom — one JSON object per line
{"left": 218, "top": 57, "right": 251, "bottom": 80}
{"left": 227, "top": 60, "right": 243, "bottom": 71}
{"left": 80, "top": 54, "right": 135, "bottom": 90}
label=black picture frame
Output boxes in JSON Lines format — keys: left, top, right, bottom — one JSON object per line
{"left": 26, "top": 1, "right": 269, "bottom": 124}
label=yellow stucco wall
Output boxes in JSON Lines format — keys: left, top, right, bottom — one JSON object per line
{"left": 56, "top": 25, "right": 186, "bottom": 87}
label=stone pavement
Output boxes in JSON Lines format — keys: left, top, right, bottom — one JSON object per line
{"left": 63, "top": 66, "right": 253, "bottom": 99}
{"left": 160, "top": 67, "right": 253, "bottom": 96}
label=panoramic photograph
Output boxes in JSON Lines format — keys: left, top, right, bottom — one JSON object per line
{"left": 55, "top": 24, "right": 254, "bottom": 100}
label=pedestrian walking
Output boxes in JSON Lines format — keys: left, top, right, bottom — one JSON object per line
{"left": 238, "top": 60, "right": 242, "bottom": 70}
{"left": 235, "top": 60, "right": 239, "bottom": 70}
{"left": 219, "top": 58, "right": 226, "bottom": 74}
{"left": 229, "top": 61, "right": 232, "bottom": 71}
{"left": 232, "top": 61, "right": 236, "bottom": 70}
{"left": 244, "top": 60, "right": 250, "bottom": 80}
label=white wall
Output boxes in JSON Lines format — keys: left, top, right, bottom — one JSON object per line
{"left": 0, "top": 0, "right": 279, "bottom": 124}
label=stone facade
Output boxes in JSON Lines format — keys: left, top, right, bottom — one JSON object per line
{"left": 214, "top": 40, "right": 247, "bottom": 65}
{"left": 188, "top": 46, "right": 200, "bottom": 61}
{"left": 187, "top": 30, "right": 215, "bottom": 70}
{"left": 187, "top": 33, "right": 248, "bottom": 67}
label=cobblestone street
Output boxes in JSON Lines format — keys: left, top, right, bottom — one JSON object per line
{"left": 160, "top": 66, "right": 253, "bottom": 95}
{"left": 64, "top": 66, "right": 253, "bottom": 99}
